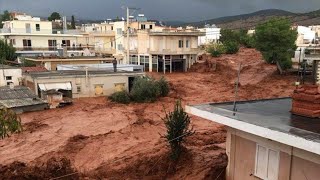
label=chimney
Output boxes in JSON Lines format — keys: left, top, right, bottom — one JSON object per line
{"left": 291, "top": 85, "right": 320, "bottom": 118}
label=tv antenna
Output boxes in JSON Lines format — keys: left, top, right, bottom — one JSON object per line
{"left": 233, "top": 63, "right": 242, "bottom": 116}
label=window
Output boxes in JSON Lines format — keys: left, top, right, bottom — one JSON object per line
{"left": 5, "top": 76, "right": 12, "bottom": 80}
{"left": 141, "top": 24, "right": 146, "bottom": 30}
{"left": 9, "top": 39, "right": 15, "bottom": 45}
{"left": 48, "top": 40, "right": 57, "bottom": 50}
{"left": 178, "top": 40, "right": 184, "bottom": 48}
{"left": 111, "top": 41, "right": 113, "bottom": 48}
{"left": 36, "top": 24, "right": 40, "bottom": 31}
{"left": 77, "top": 86, "right": 81, "bottom": 93}
{"left": 94, "top": 84, "right": 104, "bottom": 95}
{"left": 7, "top": 82, "right": 12, "bottom": 86}
{"left": 111, "top": 26, "right": 113, "bottom": 30}
{"left": 117, "top": 28, "right": 122, "bottom": 35}
{"left": 129, "top": 55, "right": 138, "bottom": 65}
{"left": 117, "top": 44, "right": 123, "bottom": 50}
{"left": 114, "top": 83, "right": 125, "bottom": 92}
{"left": 152, "top": 55, "right": 158, "bottom": 72}
{"left": 62, "top": 40, "right": 71, "bottom": 47}
{"left": 140, "top": 55, "right": 149, "bottom": 71}
{"left": 149, "top": 25, "right": 153, "bottom": 29}
{"left": 186, "top": 40, "right": 189, "bottom": 48}
{"left": 255, "top": 144, "right": 279, "bottom": 180}
{"left": 23, "top": 39, "right": 32, "bottom": 50}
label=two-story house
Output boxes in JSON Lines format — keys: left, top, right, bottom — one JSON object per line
{"left": 0, "top": 14, "right": 83, "bottom": 57}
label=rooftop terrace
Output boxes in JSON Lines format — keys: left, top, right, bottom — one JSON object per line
{"left": 187, "top": 98, "right": 320, "bottom": 155}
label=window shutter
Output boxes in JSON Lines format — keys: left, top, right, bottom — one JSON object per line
{"left": 267, "top": 149, "right": 279, "bottom": 180}
{"left": 255, "top": 145, "right": 268, "bottom": 178}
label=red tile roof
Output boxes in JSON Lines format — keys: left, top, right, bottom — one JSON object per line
{"left": 21, "top": 66, "right": 48, "bottom": 73}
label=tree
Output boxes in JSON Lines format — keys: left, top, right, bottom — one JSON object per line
{"left": 48, "top": 12, "right": 61, "bottom": 21}
{"left": 0, "top": 10, "right": 12, "bottom": 28}
{"left": 71, "top": 15, "right": 76, "bottom": 29}
{"left": 255, "top": 18, "right": 297, "bottom": 71}
{"left": 224, "top": 41, "right": 240, "bottom": 54}
{"left": 0, "top": 39, "right": 16, "bottom": 61}
{"left": 0, "top": 108, "right": 22, "bottom": 139}
{"left": 163, "top": 100, "right": 194, "bottom": 160}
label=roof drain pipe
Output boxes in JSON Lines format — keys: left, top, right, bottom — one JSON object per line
{"left": 85, "top": 67, "right": 88, "bottom": 87}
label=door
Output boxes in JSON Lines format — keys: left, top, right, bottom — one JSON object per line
{"left": 25, "top": 23, "right": 31, "bottom": 33}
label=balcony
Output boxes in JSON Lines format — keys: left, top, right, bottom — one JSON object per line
{"left": 148, "top": 48, "right": 201, "bottom": 55}
{"left": 93, "top": 47, "right": 116, "bottom": 54}
{"left": 16, "top": 46, "right": 95, "bottom": 52}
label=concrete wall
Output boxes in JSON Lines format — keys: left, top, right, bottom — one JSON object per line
{"left": 0, "top": 68, "right": 22, "bottom": 86}
{"left": 26, "top": 74, "right": 135, "bottom": 98}
{"left": 3, "top": 20, "right": 53, "bottom": 34}
{"left": 226, "top": 128, "right": 320, "bottom": 180}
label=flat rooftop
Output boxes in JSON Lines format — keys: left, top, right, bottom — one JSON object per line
{"left": 187, "top": 98, "right": 320, "bottom": 155}
{"left": 25, "top": 57, "right": 114, "bottom": 62}
{"left": 27, "top": 70, "right": 144, "bottom": 78}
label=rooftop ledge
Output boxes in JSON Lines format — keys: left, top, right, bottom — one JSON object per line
{"left": 186, "top": 98, "right": 320, "bottom": 156}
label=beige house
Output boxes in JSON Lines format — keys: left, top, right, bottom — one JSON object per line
{"left": 0, "top": 15, "right": 84, "bottom": 57}
{"left": 24, "top": 70, "right": 144, "bottom": 98}
{"left": 187, "top": 98, "right": 320, "bottom": 180}
{"left": 124, "top": 28, "right": 203, "bottom": 73}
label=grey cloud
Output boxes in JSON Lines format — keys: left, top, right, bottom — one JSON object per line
{"left": 0, "top": 0, "right": 319, "bottom": 22}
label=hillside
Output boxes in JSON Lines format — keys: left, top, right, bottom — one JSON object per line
{"left": 179, "top": 9, "right": 320, "bottom": 29}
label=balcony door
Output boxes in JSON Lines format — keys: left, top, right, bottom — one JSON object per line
{"left": 25, "top": 23, "right": 31, "bottom": 33}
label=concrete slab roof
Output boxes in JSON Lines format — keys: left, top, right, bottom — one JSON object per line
{"left": 186, "top": 98, "right": 320, "bottom": 156}
{"left": 27, "top": 70, "right": 144, "bottom": 79}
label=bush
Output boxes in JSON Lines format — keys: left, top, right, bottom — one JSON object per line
{"left": 163, "top": 100, "right": 193, "bottom": 160}
{"left": 0, "top": 108, "right": 22, "bottom": 139}
{"left": 130, "top": 77, "right": 159, "bottom": 103}
{"left": 109, "top": 91, "right": 131, "bottom": 104}
{"left": 240, "top": 35, "right": 256, "bottom": 48}
{"left": 207, "top": 43, "right": 225, "bottom": 57}
{"left": 224, "top": 41, "right": 240, "bottom": 54}
{"left": 156, "top": 76, "right": 170, "bottom": 97}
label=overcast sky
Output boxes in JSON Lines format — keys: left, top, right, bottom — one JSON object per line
{"left": 0, "top": 0, "right": 319, "bottom": 22}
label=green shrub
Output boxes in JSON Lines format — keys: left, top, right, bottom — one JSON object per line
{"left": 224, "top": 41, "right": 240, "bottom": 54}
{"left": 156, "top": 76, "right": 170, "bottom": 97}
{"left": 109, "top": 91, "right": 131, "bottom": 104}
{"left": 163, "top": 100, "right": 193, "bottom": 160}
{"left": 240, "top": 35, "right": 256, "bottom": 48}
{"left": 130, "top": 77, "right": 159, "bottom": 103}
{"left": 207, "top": 43, "right": 225, "bottom": 57}
{"left": 0, "top": 108, "right": 22, "bottom": 139}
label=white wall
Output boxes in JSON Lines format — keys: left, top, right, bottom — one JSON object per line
{"left": 0, "top": 68, "right": 22, "bottom": 86}
{"left": 3, "top": 20, "right": 53, "bottom": 34}
{"left": 198, "top": 27, "right": 221, "bottom": 45}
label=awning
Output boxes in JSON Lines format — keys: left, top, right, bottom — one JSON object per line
{"left": 38, "top": 82, "right": 72, "bottom": 91}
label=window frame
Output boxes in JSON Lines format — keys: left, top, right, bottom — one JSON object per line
{"left": 35, "top": 24, "right": 40, "bottom": 31}
{"left": 178, "top": 40, "right": 184, "bottom": 48}
{"left": 254, "top": 144, "right": 280, "bottom": 180}
{"left": 5, "top": 76, "right": 12, "bottom": 81}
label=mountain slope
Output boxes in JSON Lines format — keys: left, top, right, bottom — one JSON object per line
{"left": 179, "top": 9, "right": 320, "bottom": 29}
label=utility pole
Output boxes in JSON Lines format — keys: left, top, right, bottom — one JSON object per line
{"left": 126, "top": 7, "right": 130, "bottom": 64}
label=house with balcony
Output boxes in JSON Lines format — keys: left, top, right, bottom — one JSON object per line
{"left": 123, "top": 27, "right": 204, "bottom": 73}
{"left": 0, "top": 14, "right": 84, "bottom": 57}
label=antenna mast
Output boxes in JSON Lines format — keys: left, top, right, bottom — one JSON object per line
{"left": 233, "top": 63, "right": 242, "bottom": 116}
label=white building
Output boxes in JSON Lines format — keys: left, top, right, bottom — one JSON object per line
{"left": 0, "top": 65, "right": 22, "bottom": 86}
{"left": 296, "top": 26, "right": 316, "bottom": 46}
{"left": 0, "top": 15, "right": 84, "bottom": 57}
{"left": 198, "top": 24, "right": 221, "bottom": 45}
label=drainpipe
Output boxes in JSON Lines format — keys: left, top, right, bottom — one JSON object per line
{"left": 85, "top": 67, "right": 88, "bottom": 86}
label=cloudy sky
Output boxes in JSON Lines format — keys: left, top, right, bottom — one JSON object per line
{"left": 0, "top": 0, "right": 319, "bottom": 22}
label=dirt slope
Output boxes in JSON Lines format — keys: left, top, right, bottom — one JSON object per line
{"left": 0, "top": 48, "right": 296, "bottom": 179}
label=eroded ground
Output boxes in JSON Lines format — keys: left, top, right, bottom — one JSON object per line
{"left": 0, "top": 48, "right": 296, "bottom": 179}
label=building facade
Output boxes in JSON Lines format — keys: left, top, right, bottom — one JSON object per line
{"left": 0, "top": 65, "right": 22, "bottom": 86}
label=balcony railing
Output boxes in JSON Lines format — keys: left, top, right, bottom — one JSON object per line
{"left": 16, "top": 46, "right": 95, "bottom": 51}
